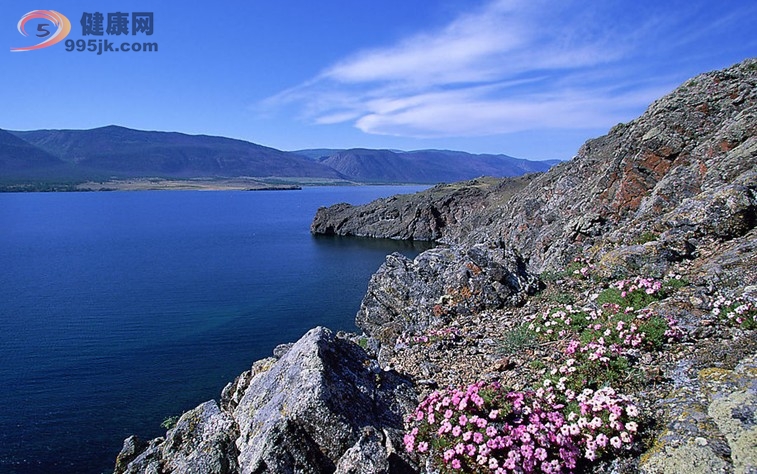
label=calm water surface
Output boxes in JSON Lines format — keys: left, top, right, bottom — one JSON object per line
{"left": 0, "top": 186, "right": 429, "bottom": 474}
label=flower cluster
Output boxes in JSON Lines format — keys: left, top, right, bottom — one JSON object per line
{"left": 614, "top": 277, "right": 663, "bottom": 297}
{"left": 526, "top": 305, "right": 594, "bottom": 340}
{"left": 595, "top": 276, "right": 670, "bottom": 311}
{"left": 404, "top": 382, "right": 638, "bottom": 473}
{"left": 525, "top": 279, "right": 681, "bottom": 390}
{"left": 405, "top": 273, "right": 686, "bottom": 472}
{"left": 711, "top": 293, "right": 756, "bottom": 330}
{"left": 564, "top": 257, "right": 595, "bottom": 280}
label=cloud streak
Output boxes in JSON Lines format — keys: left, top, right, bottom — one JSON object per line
{"left": 262, "top": 0, "right": 741, "bottom": 139}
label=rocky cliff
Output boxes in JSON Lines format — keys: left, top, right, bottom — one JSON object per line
{"left": 311, "top": 176, "right": 534, "bottom": 241}
{"left": 115, "top": 59, "right": 757, "bottom": 473}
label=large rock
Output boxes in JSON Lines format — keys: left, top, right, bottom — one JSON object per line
{"left": 356, "top": 242, "right": 540, "bottom": 347}
{"left": 233, "top": 327, "right": 417, "bottom": 474}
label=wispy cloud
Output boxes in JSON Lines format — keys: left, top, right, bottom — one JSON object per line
{"left": 261, "top": 0, "right": 740, "bottom": 139}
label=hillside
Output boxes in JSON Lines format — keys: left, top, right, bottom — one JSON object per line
{"left": 116, "top": 58, "right": 757, "bottom": 474}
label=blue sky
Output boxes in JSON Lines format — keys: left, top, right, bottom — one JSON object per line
{"left": 1, "top": 1, "right": 755, "bottom": 160}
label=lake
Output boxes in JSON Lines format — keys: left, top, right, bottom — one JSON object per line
{"left": 0, "top": 186, "right": 430, "bottom": 474}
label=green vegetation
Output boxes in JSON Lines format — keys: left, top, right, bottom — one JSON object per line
{"left": 161, "top": 415, "right": 180, "bottom": 430}
{"left": 635, "top": 231, "right": 659, "bottom": 244}
{"left": 498, "top": 324, "right": 537, "bottom": 355}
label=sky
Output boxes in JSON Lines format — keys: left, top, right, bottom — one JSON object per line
{"left": 1, "top": 1, "right": 755, "bottom": 160}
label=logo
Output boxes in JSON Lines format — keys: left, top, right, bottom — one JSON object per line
{"left": 11, "top": 10, "right": 71, "bottom": 52}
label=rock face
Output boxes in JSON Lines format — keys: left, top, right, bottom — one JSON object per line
{"left": 115, "top": 327, "right": 417, "bottom": 474}
{"left": 311, "top": 176, "right": 534, "bottom": 241}
{"left": 640, "top": 354, "right": 757, "bottom": 474}
{"left": 357, "top": 242, "right": 540, "bottom": 351}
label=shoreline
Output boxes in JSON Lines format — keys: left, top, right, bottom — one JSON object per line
{"left": 0, "top": 178, "right": 437, "bottom": 193}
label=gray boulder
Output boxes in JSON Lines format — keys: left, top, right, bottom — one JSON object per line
{"left": 233, "top": 327, "right": 417, "bottom": 474}
{"left": 356, "top": 242, "right": 540, "bottom": 347}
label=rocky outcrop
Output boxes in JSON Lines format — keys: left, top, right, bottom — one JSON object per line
{"left": 357, "top": 242, "right": 540, "bottom": 353}
{"left": 115, "top": 327, "right": 417, "bottom": 474}
{"left": 347, "top": 59, "right": 757, "bottom": 472}
{"left": 310, "top": 176, "right": 534, "bottom": 241}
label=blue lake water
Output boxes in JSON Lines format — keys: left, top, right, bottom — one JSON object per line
{"left": 0, "top": 186, "right": 430, "bottom": 474}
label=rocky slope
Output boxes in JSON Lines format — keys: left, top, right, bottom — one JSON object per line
{"left": 115, "top": 58, "right": 756, "bottom": 473}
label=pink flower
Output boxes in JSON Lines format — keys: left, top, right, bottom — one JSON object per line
{"left": 610, "top": 436, "right": 622, "bottom": 449}
{"left": 403, "top": 433, "right": 414, "bottom": 452}
{"left": 417, "top": 441, "right": 428, "bottom": 453}
{"left": 534, "top": 447, "right": 548, "bottom": 461}
{"left": 451, "top": 459, "right": 462, "bottom": 469}
{"left": 466, "top": 444, "right": 476, "bottom": 456}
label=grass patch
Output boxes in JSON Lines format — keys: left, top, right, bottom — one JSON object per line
{"left": 498, "top": 324, "right": 537, "bottom": 354}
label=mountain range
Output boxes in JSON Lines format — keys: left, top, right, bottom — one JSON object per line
{"left": 0, "top": 125, "right": 556, "bottom": 187}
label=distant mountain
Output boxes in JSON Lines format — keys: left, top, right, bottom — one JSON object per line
{"left": 0, "top": 129, "right": 72, "bottom": 180}
{"left": 10, "top": 126, "right": 344, "bottom": 180}
{"left": 2, "top": 126, "right": 558, "bottom": 187}
{"left": 317, "top": 148, "right": 557, "bottom": 183}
